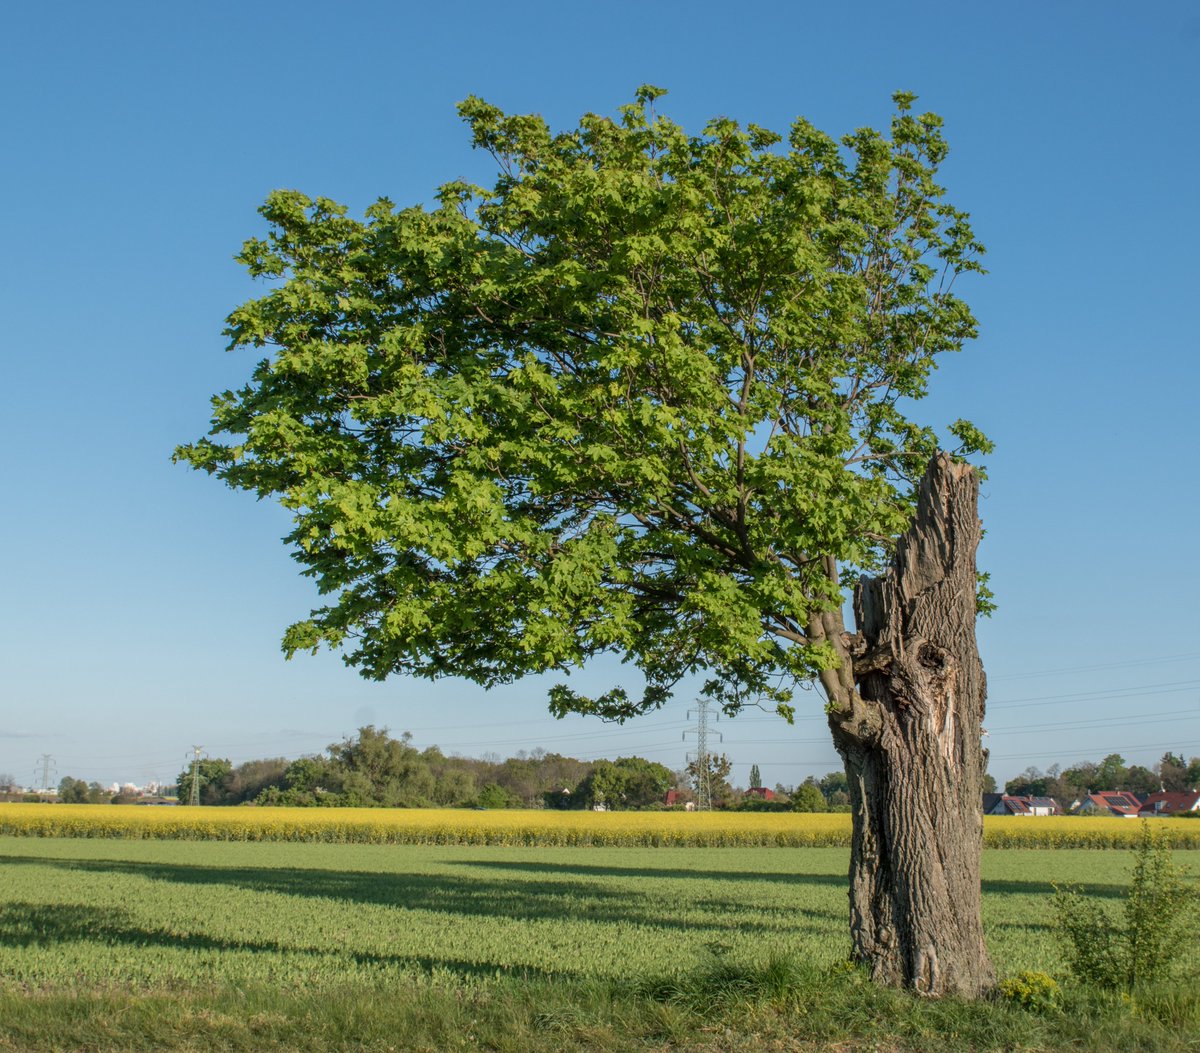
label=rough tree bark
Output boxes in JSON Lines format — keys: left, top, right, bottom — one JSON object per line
{"left": 816, "top": 453, "right": 995, "bottom": 998}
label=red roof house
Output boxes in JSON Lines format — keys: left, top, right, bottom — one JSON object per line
{"left": 1077, "top": 792, "right": 1143, "bottom": 817}
{"left": 1138, "top": 790, "right": 1200, "bottom": 816}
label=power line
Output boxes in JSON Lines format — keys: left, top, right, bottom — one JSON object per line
{"left": 985, "top": 709, "right": 1196, "bottom": 737}
{"left": 989, "top": 650, "right": 1200, "bottom": 682}
{"left": 986, "top": 738, "right": 1200, "bottom": 762}
{"left": 988, "top": 679, "right": 1200, "bottom": 710}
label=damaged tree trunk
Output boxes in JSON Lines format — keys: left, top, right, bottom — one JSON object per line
{"left": 822, "top": 454, "right": 995, "bottom": 998}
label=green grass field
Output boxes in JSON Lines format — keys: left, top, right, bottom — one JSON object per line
{"left": 2, "top": 838, "right": 1197, "bottom": 1052}
{"left": 0, "top": 838, "right": 1148, "bottom": 988}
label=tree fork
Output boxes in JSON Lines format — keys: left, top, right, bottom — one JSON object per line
{"left": 830, "top": 453, "right": 995, "bottom": 997}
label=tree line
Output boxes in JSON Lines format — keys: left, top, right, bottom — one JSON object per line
{"left": 1004, "top": 752, "right": 1200, "bottom": 800}
{"left": 41, "top": 728, "right": 863, "bottom": 811}
{"left": 170, "top": 726, "right": 683, "bottom": 810}
{"left": 39, "top": 746, "right": 1198, "bottom": 812}
{"left": 169, "top": 727, "right": 868, "bottom": 811}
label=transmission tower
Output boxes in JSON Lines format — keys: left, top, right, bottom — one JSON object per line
{"left": 34, "top": 754, "right": 56, "bottom": 794}
{"left": 683, "top": 699, "right": 722, "bottom": 810}
{"left": 186, "top": 746, "right": 206, "bottom": 806}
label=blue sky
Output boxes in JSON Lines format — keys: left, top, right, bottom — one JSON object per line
{"left": 1, "top": 1, "right": 1197, "bottom": 791}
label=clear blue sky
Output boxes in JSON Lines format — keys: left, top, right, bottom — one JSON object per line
{"left": 1, "top": 1, "right": 1197, "bottom": 791}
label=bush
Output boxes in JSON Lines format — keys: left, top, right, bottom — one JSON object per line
{"left": 1053, "top": 822, "right": 1199, "bottom": 991}
{"left": 789, "top": 782, "right": 827, "bottom": 813}
{"left": 474, "top": 784, "right": 519, "bottom": 809}
{"left": 998, "top": 970, "right": 1061, "bottom": 1013}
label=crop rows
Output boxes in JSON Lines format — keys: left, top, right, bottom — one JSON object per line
{"left": 1, "top": 803, "right": 1196, "bottom": 848}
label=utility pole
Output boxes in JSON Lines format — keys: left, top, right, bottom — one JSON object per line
{"left": 187, "top": 746, "right": 205, "bottom": 806}
{"left": 683, "top": 699, "right": 722, "bottom": 810}
{"left": 34, "top": 753, "right": 56, "bottom": 795}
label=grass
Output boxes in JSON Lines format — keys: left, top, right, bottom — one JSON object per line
{"left": 1, "top": 838, "right": 1197, "bottom": 1051}
{"left": 2, "top": 966, "right": 1198, "bottom": 1052}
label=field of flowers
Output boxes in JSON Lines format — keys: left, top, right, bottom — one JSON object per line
{"left": 0, "top": 802, "right": 1196, "bottom": 848}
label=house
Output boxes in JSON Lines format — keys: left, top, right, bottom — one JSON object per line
{"left": 665, "top": 789, "right": 697, "bottom": 811}
{"left": 744, "top": 787, "right": 775, "bottom": 801}
{"left": 1076, "top": 792, "right": 1142, "bottom": 817}
{"left": 983, "top": 794, "right": 1060, "bottom": 816}
{"left": 1138, "top": 790, "right": 1200, "bottom": 816}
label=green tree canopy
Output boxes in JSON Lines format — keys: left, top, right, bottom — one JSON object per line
{"left": 175, "top": 758, "right": 233, "bottom": 805}
{"left": 791, "top": 779, "right": 828, "bottom": 813}
{"left": 57, "top": 776, "right": 89, "bottom": 804}
{"left": 573, "top": 756, "right": 674, "bottom": 809}
{"left": 177, "top": 87, "right": 987, "bottom": 723}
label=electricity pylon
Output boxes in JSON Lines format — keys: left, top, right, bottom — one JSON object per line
{"left": 186, "top": 746, "right": 206, "bottom": 806}
{"left": 34, "top": 754, "right": 56, "bottom": 794}
{"left": 683, "top": 699, "right": 722, "bottom": 810}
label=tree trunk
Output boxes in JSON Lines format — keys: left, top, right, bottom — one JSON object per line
{"left": 827, "top": 454, "right": 995, "bottom": 998}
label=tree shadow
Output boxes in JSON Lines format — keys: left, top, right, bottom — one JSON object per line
{"left": 981, "top": 877, "right": 1128, "bottom": 900}
{"left": 445, "top": 858, "right": 850, "bottom": 886}
{"left": 0, "top": 900, "right": 564, "bottom": 982}
{"left": 0, "top": 854, "right": 842, "bottom": 934}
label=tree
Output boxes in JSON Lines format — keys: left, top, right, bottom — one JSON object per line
{"left": 685, "top": 752, "right": 735, "bottom": 807}
{"left": 1095, "top": 753, "right": 1127, "bottom": 790}
{"left": 1005, "top": 766, "right": 1049, "bottom": 798}
{"left": 57, "top": 776, "right": 89, "bottom": 803}
{"left": 1158, "top": 752, "right": 1188, "bottom": 793}
{"left": 791, "top": 778, "right": 827, "bottom": 813}
{"left": 573, "top": 756, "right": 673, "bottom": 809}
{"left": 222, "top": 758, "right": 289, "bottom": 803}
{"left": 178, "top": 89, "right": 993, "bottom": 995}
{"left": 330, "top": 726, "right": 435, "bottom": 806}
{"left": 1061, "top": 760, "right": 1098, "bottom": 796}
{"left": 749, "top": 763, "right": 762, "bottom": 790}
{"left": 475, "top": 782, "right": 519, "bottom": 808}
{"left": 174, "top": 757, "right": 233, "bottom": 805}
{"left": 818, "top": 769, "right": 850, "bottom": 806}
{"left": 1123, "top": 765, "right": 1159, "bottom": 796}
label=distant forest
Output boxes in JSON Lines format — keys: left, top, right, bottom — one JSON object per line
{"left": 157, "top": 726, "right": 853, "bottom": 811}
{"left": 40, "top": 729, "right": 1199, "bottom": 811}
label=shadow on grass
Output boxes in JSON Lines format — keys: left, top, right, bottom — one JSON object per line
{"left": 445, "top": 858, "right": 1132, "bottom": 901}
{"left": 0, "top": 901, "right": 564, "bottom": 982}
{"left": 0, "top": 855, "right": 843, "bottom": 935}
{"left": 445, "top": 859, "right": 850, "bottom": 885}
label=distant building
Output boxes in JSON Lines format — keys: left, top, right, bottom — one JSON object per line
{"left": 743, "top": 787, "right": 775, "bottom": 801}
{"left": 1138, "top": 790, "right": 1200, "bottom": 816}
{"left": 983, "top": 793, "right": 1061, "bottom": 816}
{"left": 664, "top": 789, "right": 697, "bottom": 811}
{"left": 1076, "top": 792, "right": 1142, "bottom": 817}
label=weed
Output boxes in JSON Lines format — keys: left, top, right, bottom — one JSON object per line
{"left": 997, "top": 970, "right": 1061, "bottom": 1013}
{"left": 1053, "top": 822, "right": 1199, "bottom": 990}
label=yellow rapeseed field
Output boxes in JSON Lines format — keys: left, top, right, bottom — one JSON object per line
{"left": 0, "top": 803, "right": 1196, "bottom": 848}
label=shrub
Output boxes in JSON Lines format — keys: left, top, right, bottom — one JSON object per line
{"left": 1053, "top": 821, "right": 1199, "bottom": 991}
{"left": 998, "top": 970, "right": 1061, "bottom": 1012}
